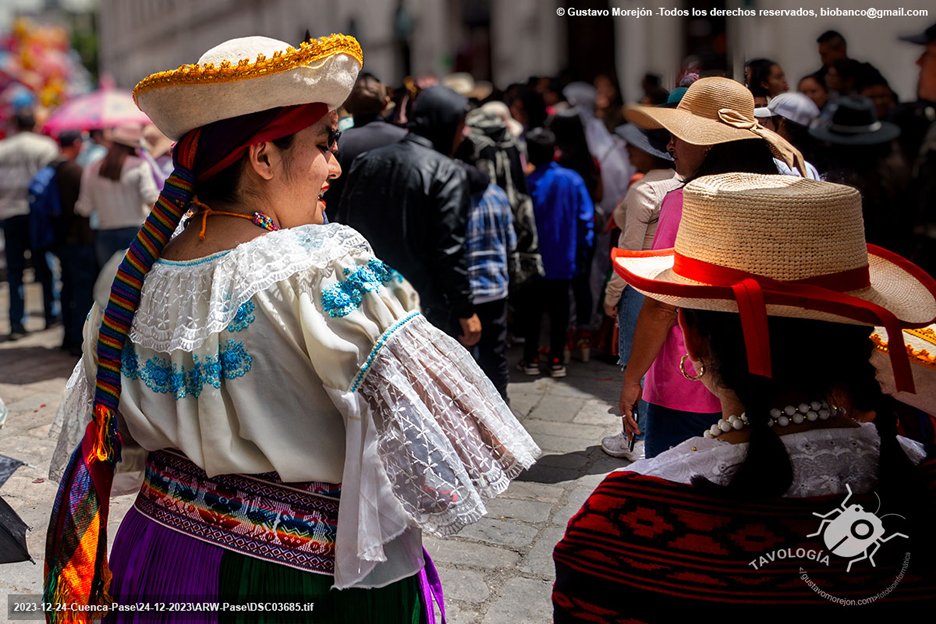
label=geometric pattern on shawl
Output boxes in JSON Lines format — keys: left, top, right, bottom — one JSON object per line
{"left": 553, "top": 461, "right": 936, "bottom": 622}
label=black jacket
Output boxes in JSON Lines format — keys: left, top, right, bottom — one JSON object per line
{"left": 324, "top": 116, "right": 407, "bottom": 220}
{"left": 337, "top": 94, "right": 474, "bottom": 329}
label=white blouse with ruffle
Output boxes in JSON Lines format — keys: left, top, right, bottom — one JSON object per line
{"left": 50, "top": 222, "right": 541, "bottom": 590}
{"left": 622, "top": 423, "right": 925, "bottom": 497}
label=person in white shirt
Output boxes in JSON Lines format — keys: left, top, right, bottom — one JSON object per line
{"left": 75, "top": 124, "right": 159, "bottom": 267}
{"left": 0, "top": 108, "right": 60, "bottom": 338}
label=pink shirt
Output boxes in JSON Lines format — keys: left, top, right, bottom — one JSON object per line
{"left": 642, "top": 188, "right": 721, "bottom": 413}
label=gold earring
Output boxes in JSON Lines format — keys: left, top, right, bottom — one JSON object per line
{"left": 680, "top": 354, "right": 705, "bottom": 381}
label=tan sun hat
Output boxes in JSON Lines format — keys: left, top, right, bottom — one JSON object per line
{"left": 109, "top": 124, "right": 143, "bottom": 148}
{"left": 625, "top": 76, "right": 807, "bottom": 176}
{"left": 142, "top": 124, "right": 172, "bottom": 158}
{"left": 133, "top": 35, "right": 362, "bottom": 140}
{"left": 612, "top": 172, "right": 936, "bottom": 393}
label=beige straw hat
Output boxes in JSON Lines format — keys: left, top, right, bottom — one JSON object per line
{"left": 612, "top": 173, "right": 936, "bottom": 393}
{"left": 625, "top": 77, "right": 806, "bottom": 176}
{"left": 109, "top": 124, "right": 143, "bottom": 148}
{"left": 142, "top": 124, "right": 173, "bottom": 158}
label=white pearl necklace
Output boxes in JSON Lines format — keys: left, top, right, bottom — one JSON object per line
{"left": 703, "top": 400, "right": 845, "bottom": 439}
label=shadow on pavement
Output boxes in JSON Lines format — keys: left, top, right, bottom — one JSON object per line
{"left": 0, "top": 347, "right": 77, "bottom": 385}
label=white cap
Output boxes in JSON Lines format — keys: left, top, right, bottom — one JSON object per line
{"left": 765, "top": 93, "right": 820, "bottom": 127}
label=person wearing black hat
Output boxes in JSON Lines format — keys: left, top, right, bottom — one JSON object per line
{"left": 812, "top": 96, "right": 912, "bottom": 258}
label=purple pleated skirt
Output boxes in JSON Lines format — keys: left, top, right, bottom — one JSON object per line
{"left": 105, "top": 507, "right": 445, "bottom": 623}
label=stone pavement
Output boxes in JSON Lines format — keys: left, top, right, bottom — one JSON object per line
{"left": 0, "top": 281, "right": 633, "bottom": 623}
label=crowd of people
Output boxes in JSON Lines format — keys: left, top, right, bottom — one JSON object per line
{"left": 1, "top": 17, "right": 935, "bottom": 623}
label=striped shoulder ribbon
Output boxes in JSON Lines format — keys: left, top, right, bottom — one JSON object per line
{"left": 43, "top": 129, "right": 201, "bottom": 622}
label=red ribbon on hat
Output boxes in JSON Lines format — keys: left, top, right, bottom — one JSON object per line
{"left": 670, "top": 251, "right": 918, "bottom": 393}
{"left": 197, "top": 103, "right": 329, "bottom": 182}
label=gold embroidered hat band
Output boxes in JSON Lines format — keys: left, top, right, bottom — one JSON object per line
{"left": 134, "top": 34, "right": 362, "bottom": 140}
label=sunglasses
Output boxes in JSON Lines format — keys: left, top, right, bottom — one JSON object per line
{"left": 327, "top": 128, "right": 341, "bottom": 150}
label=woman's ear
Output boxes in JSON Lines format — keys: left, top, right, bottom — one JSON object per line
{"left": 247, "top": 142, "right": 276, "bottom": 181}
{"left": 677, "top": 308, "right": 710, "bottom": 363}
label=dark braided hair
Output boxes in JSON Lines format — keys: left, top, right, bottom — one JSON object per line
{"left": 684, "top": 309, "right": 933, "bottom": 565}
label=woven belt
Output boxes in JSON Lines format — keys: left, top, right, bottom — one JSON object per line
{"left": 135, "top": 449, "right": 341, "bottom": 576}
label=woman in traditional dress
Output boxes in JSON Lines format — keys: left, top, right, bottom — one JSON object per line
{"left": 45, "top": 34, "right": 539, "bottom": 623}
{"left": 553, "top": 173, "right": 936, "bottom": 620}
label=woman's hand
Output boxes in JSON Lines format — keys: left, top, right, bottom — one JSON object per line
{"left": 603, "top": 301, "right": 618, "bottom": 319}
{"left": 618, "top": 376, "right": 643, "bottom": 438}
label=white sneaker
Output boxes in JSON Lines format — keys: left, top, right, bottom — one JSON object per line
{"left": 601, "top": 433, "right": 645, "bottom": 461}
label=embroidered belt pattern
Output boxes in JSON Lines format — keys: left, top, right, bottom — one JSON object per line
{"left": 135, "top": 450, "right": 341, "bottom": 576}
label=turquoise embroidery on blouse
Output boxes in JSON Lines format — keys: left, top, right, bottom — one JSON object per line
{"left": 121, "top": 343, "right": 140, "bottom": 380}
{"left": 121, "top": 340, "right": 253, "bottom": 400}
{"left": 321, "top": 259, "right": 404, "bottom": 318}
{"left": 226, "top": 300, "right": 256, "bottom": 333}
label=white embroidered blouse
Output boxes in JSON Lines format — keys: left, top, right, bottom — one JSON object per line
{"left": 50, "top": 223, "right": 541, "bottom": 590}
{"left": 622, "top": 423, "right": 925, "bottom": 497}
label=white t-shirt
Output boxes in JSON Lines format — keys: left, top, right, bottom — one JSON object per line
{"left": 75, "top": 155, "right": 160, "bottom": 229}
{"left": 0, "top": 131, "right": 59, "bottom": 219}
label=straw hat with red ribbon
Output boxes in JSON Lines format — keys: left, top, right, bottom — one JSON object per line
{"left": 612, "top": 173, "right": 936, "bottom": 395}
{"left": 625, "top": 76, "right": 808, "bottom": 177}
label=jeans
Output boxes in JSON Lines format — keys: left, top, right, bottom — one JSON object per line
{"left": 616, "top": 286, "right": 645, "bottom": 367}
{"left": 95, "top": 226, "right": 139, "bottom": 268}
{"left": 2, "top": 214, "right": 58, "bottom": 329}
{"left": 474, "top": 297, "right": 509, "bottom": 400}
{"left": 644, "top": 402, "right": 722, "bottom": 458}
{"left": 517, "top": 279, "right": 570, "bottom": 363}
{"left": 56, "top": 244, "right": 98, "bottom": 347}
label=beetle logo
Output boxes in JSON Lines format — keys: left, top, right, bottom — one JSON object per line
{"left": 808, "top": 484, "right": 908, "bottom": 572}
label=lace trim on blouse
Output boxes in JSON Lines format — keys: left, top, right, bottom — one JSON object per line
{"left": 130, "top": 223, "right": 372, "bottom": 352}
{"left": 623, "top": 423, "right": 926, "bottom": 498}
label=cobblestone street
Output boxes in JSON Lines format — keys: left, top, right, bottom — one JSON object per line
{"left": 0, "top": 281, "right": 633, "bottom": 623}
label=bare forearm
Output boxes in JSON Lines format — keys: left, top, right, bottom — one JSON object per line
{"left": 622, "top": 298, "right": 677, "bottom": 385}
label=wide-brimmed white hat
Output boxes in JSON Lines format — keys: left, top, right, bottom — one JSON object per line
{"left": 612, "top": 173, "right": 936, "bottom": 393}
{"left": 133, "top": 35, "right": 362, "bottom": 140}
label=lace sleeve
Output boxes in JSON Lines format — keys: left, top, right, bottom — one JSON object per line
{"left": 323, "top": 314, "right": 540, "bottom": 589}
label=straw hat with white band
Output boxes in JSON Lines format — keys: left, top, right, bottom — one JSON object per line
{"left": 612, "top": 173, "right": 936, "bottom": 394}
{"left": 625, "top": 77, "right": 808, "bottom": 177}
